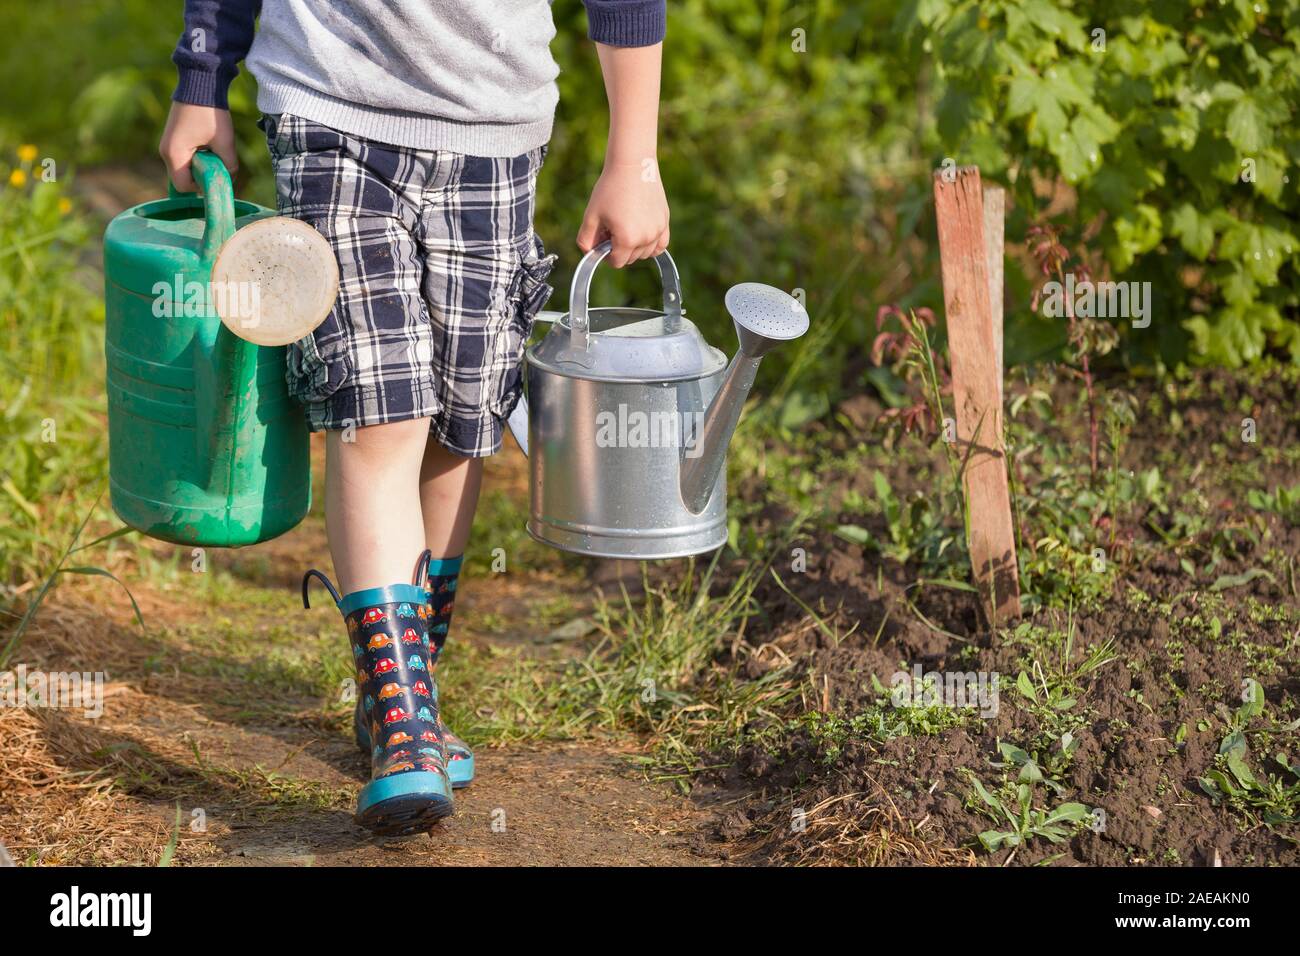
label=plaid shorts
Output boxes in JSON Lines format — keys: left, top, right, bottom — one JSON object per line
{"left": 262, "top": 113, "right": 556, "bottom": 456}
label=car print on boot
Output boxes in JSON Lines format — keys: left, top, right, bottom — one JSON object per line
{"left": 407, "top": 656, "right": 426, "bottom": 671}
{"left": 400, "top": 627, "right": 421, "bottom": 644}
{"left": 396, "top": 602, "right": 417, "bottom": 618}
{"left": 303, "top": 561, "right": 453, "bottom": 836}
{"left": 355, "top": 699, "right": 475, "bottom": 789}
{"left": 382, "top": 706, "right": 411, "bottom": 725}
{"left": 412, "top": 680, "right": 431, "bottom": 698}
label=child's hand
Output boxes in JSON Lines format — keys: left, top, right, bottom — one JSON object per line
{"left": 159, "top": 102, "right": 240, "bottom": 193}
{"left": 577, "top": 160, "right": 670, "bottom": 268}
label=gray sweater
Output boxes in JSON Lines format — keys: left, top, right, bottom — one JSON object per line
{"left": 173, "top": 1, "right": 666, "bottom": 157}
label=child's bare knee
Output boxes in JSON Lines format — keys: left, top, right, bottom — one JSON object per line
{"left": 329, "top": 417, "right": 430, "bottom": 456}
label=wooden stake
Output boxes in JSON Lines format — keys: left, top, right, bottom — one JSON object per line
{"left": 933, "top": 167, "right": 1021, "bottom": 623}
{"left": 982, "top": 185, "right": 1005, "bottom": 405}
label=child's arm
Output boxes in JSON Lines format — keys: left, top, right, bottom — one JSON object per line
{"left": 577, "top": 2, "right": 669, "bottom": 268}
{"left": 159, "top": 0, "right": 261, "bottom": 191}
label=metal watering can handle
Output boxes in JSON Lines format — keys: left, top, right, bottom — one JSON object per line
{"left": 567, "top": 240, "right": 683, "bottom": 356}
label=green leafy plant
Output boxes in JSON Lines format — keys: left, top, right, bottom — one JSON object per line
{"left": 904, "top": 0, "right": 1300, "bottom": 367}
{"left": 1199, "top": 678, "right": 1300, "bottom": 825}
{"left": 991, "top": 736, "right": 1079, "bottom": 794}
{"left": 961, "top": 770, "right": 1093, "bottom": 853}
{"left": 836, "top": 470, "right": 962, "bottom": 571}
{"left": 1247, "top": 484, "right": 1300, "bottom": 526}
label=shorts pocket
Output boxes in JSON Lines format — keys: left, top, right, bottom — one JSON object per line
{"left": 489, "top": 234, "right": 556, "bottom": 417}
{"left": 513, "top": 233, "right": 557, "bottom": 337}
{"left": 286, "top": 315, "right": 354, "bottom": 404}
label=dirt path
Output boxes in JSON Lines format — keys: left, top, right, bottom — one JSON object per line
{"left": 4, "top": 428, "right": 723, "bottom": 866}
{"left": 0, "top": 165, "right": 727, "bottom": 866}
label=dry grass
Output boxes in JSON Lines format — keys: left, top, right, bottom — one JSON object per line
{"left": 0, "top": 705, "right": 219, "bottom": 866}
{"left": 740, "top": 784, "right": 978, "bottom": 867}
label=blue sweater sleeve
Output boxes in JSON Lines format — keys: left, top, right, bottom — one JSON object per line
{"left": 171, "top": 0, "right": 262, "bottom": 109}
{"left": 582, "top": 0, "right": 666, "bottom": 46}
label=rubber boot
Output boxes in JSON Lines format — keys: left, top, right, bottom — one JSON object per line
{"left": 304, "top": 555, "right": 453, "bottom": 836}
{"left": 355, "top": 554, "right": 474, "bottom": 787}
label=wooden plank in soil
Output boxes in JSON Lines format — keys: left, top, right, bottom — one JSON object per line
{"left": 932, "top": 167, "right": 1021, "bottom": 623}
{"left": 982, "top": 184, "right": 1005, "bottom": 405}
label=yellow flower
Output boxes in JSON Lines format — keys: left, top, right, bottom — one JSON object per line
{"left": 9, "top": 168, "right": 27, "bottom": 188}
{"left": 58, "top": 197, "right": 72, "bottom": 215}
{"left": 17, "top": 144, "right": 38, "bottom": 163}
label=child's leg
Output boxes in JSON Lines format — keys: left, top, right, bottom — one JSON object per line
{"left": 408, "top": 147, "right": 555, "bottom": 791}
{"left": 419, "top": 441, "right": 483, "bottom": 559}
{"left": 271, "top": 114, "right": 460, "bottom": 830}
{"left": 324, "top": 419, "right": 433, "bottom": 594}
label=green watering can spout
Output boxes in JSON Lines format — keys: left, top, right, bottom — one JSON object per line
{"left": 180, "top": 151, "right": 262, "bottom": 507}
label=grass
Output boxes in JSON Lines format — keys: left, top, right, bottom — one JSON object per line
{"left": 0, "top": 154, "right": 107, "bottom": 600}
{"left": 448, "top": 545, "right": 807, "bottom": 786}
{"left": 0, "top": 147, "right": 151, "bottom": 680}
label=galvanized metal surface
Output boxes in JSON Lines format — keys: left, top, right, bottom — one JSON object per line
{"left": 521, "top": 242, "right": 807, "bottom": 560}
{"left": 525, "top": 371, "right": 728, "bottom": 559}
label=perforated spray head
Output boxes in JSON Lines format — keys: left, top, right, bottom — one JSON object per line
{"left": 679, "top": 283, "right": 812, "bottom": 515}
{"left": 211, "top": 217, "right": 339, "bottom": 347}
{"left": 724, "top": 282, "right": 810, "bottom": 357}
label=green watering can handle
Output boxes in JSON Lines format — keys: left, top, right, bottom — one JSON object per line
{"left": 167, "top": 149, "right": 237, "bottom": 264}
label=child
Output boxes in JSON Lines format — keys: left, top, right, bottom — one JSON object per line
{"left": 159, "top": 0, "right": 669, "bottom": 835}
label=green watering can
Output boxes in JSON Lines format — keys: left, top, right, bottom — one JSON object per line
{"left": 104, "top": 151, "right": 334, "bottom": 547}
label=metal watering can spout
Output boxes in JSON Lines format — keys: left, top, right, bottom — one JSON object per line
{"left": 678, "top": 283, "right": 810, "bottom": 514}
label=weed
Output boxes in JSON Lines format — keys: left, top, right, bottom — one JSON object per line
{"left": 961, "top": 770, "right": 1092, "bottom": 854}
{"left": 1198, "top": 679, "right": 1300, "bottom": 826}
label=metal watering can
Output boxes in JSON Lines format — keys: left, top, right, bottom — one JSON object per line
{"left": 513, "top": 241, "right": 809, "bottom": 559}
{"left": 103, "top": 151, "right": 336, "bottom": 547}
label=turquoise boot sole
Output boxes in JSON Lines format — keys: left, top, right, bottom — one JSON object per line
{"left": 355, "top": 700, "right": 474, "bottom": 788}
{"left": 355, "top": 769, "right": 454, "bottom": 836}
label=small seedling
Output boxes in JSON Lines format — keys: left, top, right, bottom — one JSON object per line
{"left": 961, "top": 771, "right": 1092, "bottom": 853}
